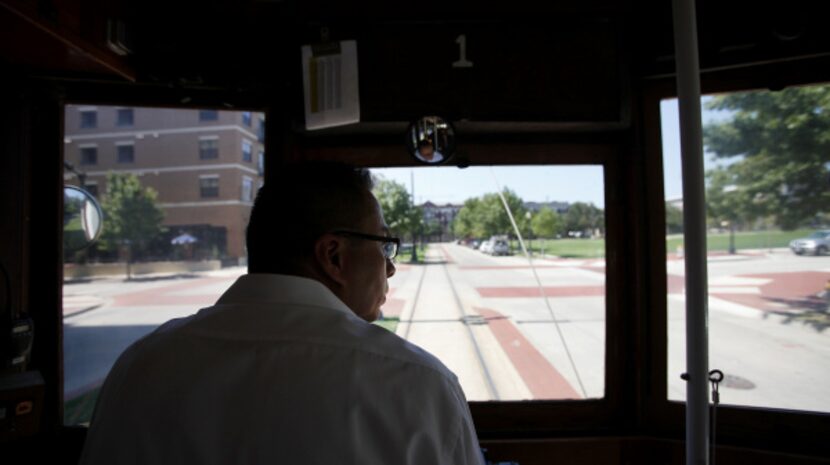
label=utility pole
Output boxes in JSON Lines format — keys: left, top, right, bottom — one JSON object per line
{"left": 410, "top": 170, "right": 418, "bottom": 262}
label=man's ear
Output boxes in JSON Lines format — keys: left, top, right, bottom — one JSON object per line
{"left": 314, "top": 234, "right": 348, "bottom": 286}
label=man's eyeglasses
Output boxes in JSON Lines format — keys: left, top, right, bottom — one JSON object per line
{"left": 332, "top": 230, "right": 401, "bottom": 260}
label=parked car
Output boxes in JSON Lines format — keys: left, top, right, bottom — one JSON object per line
{"left": 789, "top": 230, "right": 830, "bottom": 256}
{"left": 479, "top": 240, "right": 494, "bottom": 254}
{"left": 480, "top": 236, "right": 510, "bottom": 255}
{"left": 493, "top": 240, "right": 509, "bottom": 255}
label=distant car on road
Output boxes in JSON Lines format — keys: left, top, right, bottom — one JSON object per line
{"left": 789, "top": 230, "right": 830, "bottom": 256}
{"left": 480, "top": 236, "right": 510, "bottom": 256}
{"left": 479, "top": 240, "right": 494, "bottom": 254}
{"left": 491, "top": 239, "right": 510, "bottom": 255}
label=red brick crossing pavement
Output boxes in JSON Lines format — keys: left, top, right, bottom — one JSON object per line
{"left": 477, "top": 286, "right": 604, "bottom": 298}
{"left": 476, "top": 307, "right": 581, "bottom": 399}
{"left": 707, "top": 271, "right": 830, "bottom": 313}
{"left": 64, "top": 276, "right": 237, "bottom": 317}
{"left": 111, "top": 276, "right": 233, "bottom": 307}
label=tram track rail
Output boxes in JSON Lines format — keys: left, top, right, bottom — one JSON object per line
{"left": 399, "top": 248, "right": 501, "bottom": 400}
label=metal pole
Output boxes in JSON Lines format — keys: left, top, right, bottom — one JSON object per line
{"left": 410, "top": 170, "right": 418, "bottom": 262}
{"left": 672, "top": 0, "right": 710, "bottom": 464}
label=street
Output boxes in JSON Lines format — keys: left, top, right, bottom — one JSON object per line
{"left": 63, "top": 244, "right": 830, "bottom": 418}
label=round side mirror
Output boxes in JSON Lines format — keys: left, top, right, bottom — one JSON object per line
{"left": 405, "top": 116, "right": 456, "bottom": 164}
{"left": 64, "top": 186, "right": 104, "bottom": 252}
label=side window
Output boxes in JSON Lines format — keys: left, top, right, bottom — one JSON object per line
{"left": 199, "top": 110, "right": 218, "bottom": 121}
{"left": 661, "top": 84, "right": 830, "bottom": 413}
{"left": 257, "top": 151, "right": 265, "bottom": 176}
{"left": 116, "top": 143, "right": 135, "bottom": 163}
{"left": 117, "top": 109, "right": 134, "bottom": 127}
{"left": 80, "top": 146, "right": 97, "bottom": 165}
{"left": 62, "top": 105, "right": 263, "bottom": 425}
{"left": 80, "top": 110, "right": 97, "bottom": 129}
{"left": 257, "top": 118, "right": 265, "bottom": 142}
{"left": 199, "top": 137, "right": 219, "bottom": 159}
{"left": 241, "top": 176, "right": 253, "bottom": 202}
{"left": 200, "top": 175, "right": 220, "bottom": 198}
{"left": 242, "top": 140, "right": 252, "bottom": 163}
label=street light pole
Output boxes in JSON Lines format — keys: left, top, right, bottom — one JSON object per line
{"left": 410, "top": 170, "right": 418, "bottom": 263}
{"left": 724, "top": 184, "right": 738, "bottom": 255}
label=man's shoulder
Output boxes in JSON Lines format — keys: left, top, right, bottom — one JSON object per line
{"left": 348, "top": 320, "right": 460, "bottom": 385}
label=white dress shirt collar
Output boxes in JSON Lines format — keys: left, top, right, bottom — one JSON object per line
{"left": 216, "top": 273, "right": 354, "bottom": 317}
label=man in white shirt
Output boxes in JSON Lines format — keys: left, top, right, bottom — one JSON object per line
{"left": 80, "top": 163, "right": 484, "bottom": 464}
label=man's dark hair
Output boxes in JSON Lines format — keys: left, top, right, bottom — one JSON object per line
{"left": 246, "top": 163, "right": 374, "bottom": 274}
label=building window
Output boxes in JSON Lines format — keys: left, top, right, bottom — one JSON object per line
{"left": 257, "top": 151, "right": 265, "bottom": 176}
{"left": 116, "top": 144, "right": 134, "bottom": 163}
{"left": 199, "top": 110, "right": 218, "bottom": 121}
{"left": 242, "top": 176, "right": 254, "bottom": 202}
{"left": 242, "top": 112, "right": 252, "bottom": 126}
{"left": 83, "top": 183, "right": 99, "bottom": 197}
{"left": 200, "top": 176, "right": 219, "bottom": 198}
{"left": 80, "top": 111, "right": 97, "bottom": 129}
{"left": 257, "top": 118, "right": 265, "bottom": 142}
{"left": 116, "top": 108, "right": 134, "bottom": 126}
{"left": 80, "top": 147, "right": 97, "bottom": 165}
{"left": 199, "top": 138, "right": 219, "bottom": 159}
{"left": 242, "top": 140, "right": 252, "bottom": 162}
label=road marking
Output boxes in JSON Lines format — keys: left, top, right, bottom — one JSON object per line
{"left": 708, "top": 276, "right": 771, "bottom": 286}
{"left": 708, "top": 286, "right": 761, "bottom": 294}
{"left": 477, "top": 286, "right": 604, "bottom": 298}
{"left": 476, "top": 307, "right": 580, "bottom": 399}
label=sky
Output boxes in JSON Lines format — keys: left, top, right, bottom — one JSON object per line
{"left": 373, "top": 97, "right": 735, "bottom": 208}
{"left": 373, "top": 165, "right": 606, "bottom": 208}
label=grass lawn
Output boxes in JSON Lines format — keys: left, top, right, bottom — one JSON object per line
{"left": 396, "top": 244, "right": 427, "bottom": 263}
{"left": 374, "top": 316, "right": 399, "bottom": 333}
{"left": 514, "top": 239, "right": 606, "bottom": 259}
{"left": 510, "top": 229, "right": 815, "bottom": 258}
{"left": 667, "top": 229, "right": 814, "bottom": 253}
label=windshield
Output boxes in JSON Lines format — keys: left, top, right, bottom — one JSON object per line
{"left": 808, "top": 231, "right": 828, "bottom": 239}
{"left": 372, "top": 165, "right": 607, "bottom": 402}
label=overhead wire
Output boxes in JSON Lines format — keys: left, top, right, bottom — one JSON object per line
{"left": 488, "top": 167, "right": 588, "bottom": 398}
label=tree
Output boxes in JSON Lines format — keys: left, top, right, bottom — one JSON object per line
{"left": 479, "top": 190, "right": 528, "bottom": 237}
{"left": 99, "top": 173, "right": 165, "bottom": 271}
{"left": 531, "top": 207, "right": 562, "bottom": 238}
{"left": 452, "top": 189, "right": 528, "bottom": 239}
{"left": 372, "top": 177, "right": 423, "bottom": 242}
{"left": 703, "top": 85, "right": 830, "bottom": 230}
{"left": 665, "top": 203, "right": 684, "bottom": 234}
{"left": 704, "top": 169, "right": 756, "bottom": 231}
{"left": 453, "top": 197, "right": 485, "bottom": 238}
{"left": 563, "top": 202, "right": 604, "bottom": 237}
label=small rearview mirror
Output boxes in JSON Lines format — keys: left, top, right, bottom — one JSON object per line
{"left": 405, "top": 116, "right": 455, "bottom": 164}
{"left": 64, "top": 186, "right": 104, "bottom": 252}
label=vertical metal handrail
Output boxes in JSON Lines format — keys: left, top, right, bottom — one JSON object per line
{"left": 672, "top": 0, "right": 711, "bottom": 463}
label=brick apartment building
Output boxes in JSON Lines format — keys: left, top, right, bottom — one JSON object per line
{"left": 63, "top": 105, "right": 265, "bottom": 261}
{"left": 419, "top": 201, "right": 463, "bottom": 241}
